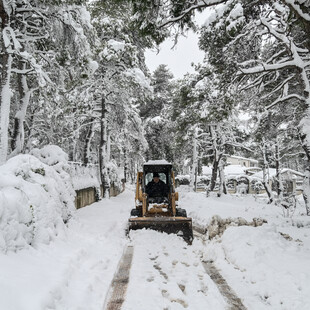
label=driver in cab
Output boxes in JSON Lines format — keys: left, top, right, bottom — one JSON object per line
{"left": 145, "top": 172, "right": 169, "bottom": 200}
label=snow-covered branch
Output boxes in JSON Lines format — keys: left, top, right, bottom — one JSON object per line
{"left": 159, "top": 0, "right": 227, "bottom": 28}
{"left": 283, "top": 0, "right": 310, "bottom": 21}
{"left": 266, "top": 94, "right": 306, "bottom": 110}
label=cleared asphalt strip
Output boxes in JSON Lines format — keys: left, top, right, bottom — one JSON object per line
{"left": 202, "top": 260, "right": 247, "bottom": 310}
{"left": 194, "top": 229, "right": 247, "bottom": 310}
{"left": 104, "top": 246, "right": 134, "bottom": 310}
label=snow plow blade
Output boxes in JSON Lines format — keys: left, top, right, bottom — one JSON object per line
{"left": 128, "top": 217, "right": 193, "bottom": 243}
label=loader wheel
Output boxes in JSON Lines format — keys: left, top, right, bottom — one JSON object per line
{"left": 130, "top": 208, "right": 142, "bottom": 217}
{"left": 176, "top": 208, "right": 187, "bottom": 218}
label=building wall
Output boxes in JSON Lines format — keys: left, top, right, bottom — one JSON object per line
{"left": 227, "top": 156, "right": 258, "bottom": 168}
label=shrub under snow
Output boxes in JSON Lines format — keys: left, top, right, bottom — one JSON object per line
{"left": 106, "top": 160, "right": 124, "bottom": 192}
{"left": 0, "top": 145, "right": 76, "bottom": 253}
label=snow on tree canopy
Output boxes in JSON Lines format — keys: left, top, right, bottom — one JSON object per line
{"left": 30, "top": 145, "right": 68, "bottom": 166}
{"left": 0, "top": 146, "right": 75, "bottom": 253}
{"left": 149, "top": 116, "right": 163, "bottom": 124}
{"left": 125, "top": 68, "right": 152, "bottom": 90}
{"left": 226, "top": 3, "right": 245, "bottom": 31}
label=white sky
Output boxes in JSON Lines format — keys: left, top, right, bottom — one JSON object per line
{"left": 144, "top": 31, "right": 205, "bottom": 79}
{"left": 144, "top": 11, "right": 211, "bottom": 79}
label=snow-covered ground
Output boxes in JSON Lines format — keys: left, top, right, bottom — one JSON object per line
{"left": 182, "top": 188, "right": 310, "bottom": 310}
{"left": 1, "top": 186, "right": 310, "bottom": 310}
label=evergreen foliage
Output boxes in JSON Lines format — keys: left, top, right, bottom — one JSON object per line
{"left": 0, "top": 0, "right": 309, "bottom": 211}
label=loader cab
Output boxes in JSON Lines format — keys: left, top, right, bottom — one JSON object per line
{"left": 142, "top": 162, "right": 174, "bottom": 196}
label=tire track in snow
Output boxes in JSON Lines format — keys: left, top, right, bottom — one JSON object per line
{"left": 107, "top": 230, "right": 246, "bottom": 310}
{"left": 104, "top": 245, "right": 134, "bottom": 310}
{"left": 194, "top": 229, "right": 247, "bottom": 310}
{"left": 202, "top": 261, "right": 247, "bottom": 310}
{"left": 124, "top": 230, "right": 228, "bottom": 309}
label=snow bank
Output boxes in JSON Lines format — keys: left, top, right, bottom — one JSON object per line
{"left": 0, "top": 190, "right": 132, "bottom": 310}
{"left": 179, "top": 187, "right": 310, "bottom": 309}
{"left": 0, "top": 146, "right": 75, "bottom": 253}
{"left": 206, "top": 215, "right": 267, "bottom": 239}
{"left": 68, "top": 162, "right": 100, "bottom": 191}
{"left": 205, "top": 225, "right": 310, "bottom": 309}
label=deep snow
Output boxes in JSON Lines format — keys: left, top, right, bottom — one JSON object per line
{"left": 0, "top": 186, "right": 310, "bottom": 310}
{"left": 0, "top": 190, "right": 130, "bottom": 310}
{"left": 0, "top": 146, "right": 76, "bottom": 252}
{"left": 182, "top": 188, "right": 310, "bottom": 310}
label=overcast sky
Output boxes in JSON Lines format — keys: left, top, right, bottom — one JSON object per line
{"left": 144, "top": 11, "right": 210, "bottom": 79}
{"left": 144, "top": 31, "right": 205, "bottom": 79}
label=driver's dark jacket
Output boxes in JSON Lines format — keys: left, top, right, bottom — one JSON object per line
{"left": 145, "top": 180, "right": 169, "bottom": 197}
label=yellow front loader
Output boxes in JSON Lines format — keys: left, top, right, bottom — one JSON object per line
{"left": 128, "top": 161, "right": 193, "bottom": 243}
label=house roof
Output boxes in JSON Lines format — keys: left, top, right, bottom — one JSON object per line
{"left": 228, "top": 155, "right": 258, "bottom": 163}
{"left": 252, "top": 168, "right": 304, "bottom": 180}
{"left": 202, "top": 165, "right": 247, "bottom": 176}
{"left": 202, "top": 165, "right": 304, "bottom": 181}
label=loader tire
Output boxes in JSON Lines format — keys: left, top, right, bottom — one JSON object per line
{"left": 130, "top": 208, "right": 142, "bottom": 217}
{"left": 176, "top": 208, "right": 187, "bottom": 218}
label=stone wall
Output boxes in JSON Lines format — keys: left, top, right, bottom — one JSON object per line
{"left": 100, "top": 182, "right": 125, "bottom": 198}
{"left": 75, "top": 187, "right": 97, "bottom": 209}
{"left": 75, "top": 182, "right": 125, "bottom": 209}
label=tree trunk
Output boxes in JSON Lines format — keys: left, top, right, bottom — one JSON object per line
{"left": 302, "top": 167, "right": 310, "bottom": 216}
{"left": 194, "top": 166, "right": 198, "bottom": 192}
{"left": 0, "top": 51, "right": 13, "bottom": 164}
{"left": 209, "top": 125, "right": 221, "bottom": 192}
{"left": 210, "top": 153, "right": 220, "bottom": 191}
{"left": 99, "top": 96, "right": 110, "bottom": 197}
{"left": 24, "top": 106, "right": 37, "bottom": 152}
{"left": 218, "top": 158, "right": 227, "bottom": 197}
{"left": 190, "top": 127, "right": 198, "bottom": 191}
{"left": 107, "top": 130, "right": 111, "bottom": 162}
{"left": 275, "top": 138, "right": 284, "bottom": 201}
{"left": 262, "top": 142, "right": 274, "bottom": 204}
{"left": 83, "top": 118, "right": 94, "bottom": 166}
{"left": 10, "top": 62, "right": 33, "bottom": 156}
{"left": 0, "top": 4, "right": 11, "bottom": 163}
{"left": 298, "top": 123, "right": 310, "bottom": 215}
{"left": 123, "top": 148, "right": 127, "bottom": 183}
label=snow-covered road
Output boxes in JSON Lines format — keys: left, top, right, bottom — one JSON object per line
{"left": 1, "top": 187, "right": 310, "bottom": 310}
{"left": 124, "top": 230, "right": 227, "bottom": 310}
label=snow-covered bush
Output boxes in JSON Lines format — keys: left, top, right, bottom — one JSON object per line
{"left": 107, "top": 160, "right": 123, "bottom": 193}
{"left": 250, "top": 179, "right": 264, "bottom": 194}
{"left": 0, "top": 145, "right": 76, "bottom": 253}
{"left": 197, "top": 175, "right": 210, "bottom": 184}
{"left": 236, "top": 175, "right": 249, "bottom": 185}
{"left": 175, "top": 175, "right": 190, "bottom": 186}
{"left": 68, "top": 162, "right": 101, "bottom": 191}
{"left": 226, "top": 178, "right": 236, "bottom": 190}
{"left": 29, "top": 145, "right": 68, "bottom": 166}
